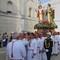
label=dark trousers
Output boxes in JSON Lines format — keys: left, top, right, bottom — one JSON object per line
{"left": 0, "top": 40, "right": 2, "bottom": 47}
{"left": 0, "top": 42, "right": 1, "bottom": 47}
{"left": 46, "top": 49, "right": 52, "bottom": 60}
{"left": 6, "top": 39, "right": 8, "bottom": 46}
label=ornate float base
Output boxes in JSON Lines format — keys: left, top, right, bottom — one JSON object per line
{"left": 34, "top": 21, "right": 58, "bottom": 34}
{"left": 37, "top": 28, "right": 55, "bottom": 34}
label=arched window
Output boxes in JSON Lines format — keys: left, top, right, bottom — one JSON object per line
{"left": 7, "top": 0, "right": 13, "bottom": 13}
{"left": 7, "top": 0, "right": 13, "bottom": 5}
{"left": 29, "top": 7, "right": 32, "bottom": 17}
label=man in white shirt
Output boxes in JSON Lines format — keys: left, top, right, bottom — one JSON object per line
{"left": 51, "top": 32, "right": 59, "bottom": 55}
{"left": 27, "top": 33, "right": 37, "bottom": 60}
{"left": 21, "top": 33, "right": 29, "bottom": 60}
{"left": 38, "top": 33, "right": 47, "bottom": 60}
{"left": 6, "top": 32, "right": 26, "bottom": 60}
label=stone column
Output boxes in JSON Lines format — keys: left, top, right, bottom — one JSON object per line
{"left": 20, "top": 0, "right": 27, "bottom": 31}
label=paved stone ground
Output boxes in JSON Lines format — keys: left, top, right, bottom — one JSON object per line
{"left": 0, "top": 47, "right": 60, "bottom": 60}
{"left": 51, "top": 53, "right": 60, "bottom": 60}
{"left": 0, "top": 47, "right": 6, "bottom": 60}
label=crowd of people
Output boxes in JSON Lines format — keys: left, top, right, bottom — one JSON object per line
{"left": 0, "top": 32, "right": 8, "bottom": 47}
{"left": 6, "top": 31, "right": 60, "bottom": 60}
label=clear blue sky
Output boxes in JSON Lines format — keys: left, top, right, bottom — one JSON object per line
{"left": 41, "top": 0, "right": 49, "bottom": 4}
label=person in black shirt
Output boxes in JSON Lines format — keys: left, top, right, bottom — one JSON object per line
{"left": 44, "top": 32, "right": 53, "bottom": 60}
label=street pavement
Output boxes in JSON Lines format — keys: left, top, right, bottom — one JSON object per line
{"left": 51, "top": 54, "right": 60, "bottom": 60}
{"left": 0, "top": 47, "right": 6, "bottom": 60}
{"left": 0, "top": 47, "right": 60, "bottom": 60}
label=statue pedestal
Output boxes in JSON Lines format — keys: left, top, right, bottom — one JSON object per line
{"left": 34, "top": 21, "right": 57, "bottom": 34}
{"left": 37, "top": 28, "right": 55, "bottom": 33}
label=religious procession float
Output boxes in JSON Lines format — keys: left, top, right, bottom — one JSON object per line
{"left": 34, "top": 3, "right": 58, "bottom": 34}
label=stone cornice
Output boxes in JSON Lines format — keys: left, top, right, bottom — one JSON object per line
{"left": 0, "top": 12, "right": 20, "bottom": 18}
{"left": 21, "top": 16, "right": 37, "bottom": 21}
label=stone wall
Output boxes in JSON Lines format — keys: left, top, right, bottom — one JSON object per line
{"left": 0, "top": 0, "right": 38, "bottom": 33}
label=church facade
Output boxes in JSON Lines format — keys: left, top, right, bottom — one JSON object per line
{"left": 0, "top": 0, "right": 39, "bottom": 33}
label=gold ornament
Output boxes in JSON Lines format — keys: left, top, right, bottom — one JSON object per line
{"left": 45, "top": 40, "right": 50, "bottom": 48}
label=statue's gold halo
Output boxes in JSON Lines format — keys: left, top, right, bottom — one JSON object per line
{"left": 48, "top": 3, "right": 51, "bottom": 7}
{"left": 38, "top": 5, "right": 42, "bottom": 9}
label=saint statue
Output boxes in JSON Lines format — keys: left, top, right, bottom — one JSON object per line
{"left": 37, "top": 5, "right": 44, "bottom": 23}
{"left": 46, "top": 3, "right": 54, "bottom": 22}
